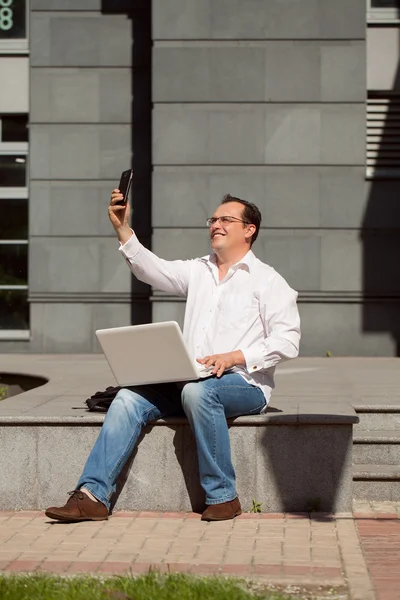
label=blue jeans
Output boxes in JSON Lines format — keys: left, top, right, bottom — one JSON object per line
{"left": 76, "top": 373, "right": 266, "bottom": 509}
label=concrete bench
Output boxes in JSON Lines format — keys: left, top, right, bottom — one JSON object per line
{"left": 0, "top": 355, "right": 358, "bottom": 513}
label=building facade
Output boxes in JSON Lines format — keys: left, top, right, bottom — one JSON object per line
{"left": 1, "top": 0, "right": 399, "bottom": 356}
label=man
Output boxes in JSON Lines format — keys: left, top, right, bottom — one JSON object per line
{"left": 45, "top": 192, "right": 300, "bottom": 523}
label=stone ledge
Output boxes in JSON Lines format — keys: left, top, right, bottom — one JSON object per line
{"left": 0, "top": 420, "right": 354, "bottom": 513}
{"left": 353, "top": 430, "right": 400, "bottom": 443}
{"left": 0, "top": 355, "right": 360, "bottom": 512}
{"left": 354, "top": 465, "right": 400, "bottom": 480}
{"left": 0, "top": 405, "right": 358, "bottom": 427}
{"left": 354, "top": 404, "right": 400, "bottom": 413}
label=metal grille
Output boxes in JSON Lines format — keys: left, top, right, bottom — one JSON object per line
{"left": 367, "top": 94, "right": 400, "bottom": 176}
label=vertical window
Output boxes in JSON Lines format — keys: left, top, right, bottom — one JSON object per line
{"left": 0, "top": 2, "right": 29, "bottom": 338}
{"left": 0, "top": 114, "right": 29, "bottom": 336}
{"left": 367, "top": 2, "right": 400, "bottom": 177}
{"left": 367, "top": 92, "right": 400, "bottom": 177}
{"left": 367, "top": 0, "right": 400, "bottom": 22}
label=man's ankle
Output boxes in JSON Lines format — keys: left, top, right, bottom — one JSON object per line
{"left": 81, "top": 488, "right": 99, "bottom": 503}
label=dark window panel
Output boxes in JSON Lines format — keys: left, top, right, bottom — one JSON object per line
{"left": 0, "top": 199, "right": 28, "bottom": 240}
{"left": 371, "top": 0, "right": 400, "bottom": 7}
{"left": 1, "top": 115, "right": 28, "bottom": 142}
{"left": 0, "top": 289, "right": 28, "bottom": 330}
{"left": 0, "top": 156, "right": 26, "bottom": 187}
{"left": 0, "top": 244, "right": 28, "bottom": 285}
{"left": 0, "top": 1, "right": 26, "bottom": 39}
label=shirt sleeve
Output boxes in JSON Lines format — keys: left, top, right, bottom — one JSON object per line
{"left": 119, "top": 231, "right": 191, "bottom": 297}
{"left": 240, "top": 273, "right": 301, "bottom": 373}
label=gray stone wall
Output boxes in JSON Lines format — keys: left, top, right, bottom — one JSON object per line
{"left": 3, "top": 0, "right": 398, "bottom": 356}
{"left": 151, "top": 0, "right": 388, "bottom": 356}
{"left": 27, "top": 1, "right": 133, "bottom": 352}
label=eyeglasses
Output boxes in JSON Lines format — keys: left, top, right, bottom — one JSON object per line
{"left": 206, "top": 216, "right": 251, "bottom": 227}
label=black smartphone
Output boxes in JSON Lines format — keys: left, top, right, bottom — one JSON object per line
{"left": 116, "top": 169, "right": 133, "bottom": 205}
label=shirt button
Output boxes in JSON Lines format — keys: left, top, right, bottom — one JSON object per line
{"left": 252, "top": 366, "right": 257, "bottom": 370}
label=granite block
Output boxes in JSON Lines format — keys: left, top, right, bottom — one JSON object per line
{"left": 355, "top": 414, "right": 400, "bottom": 431}
{"left": 353, "top": 443, "right": 400, "bottom": 466}
{"left": 353, "top": 480, "right": 400, "bottom": 502}
{"left": 154, "top": 105, "right": 364, "bottom": 166}
{"left": 29, "top": 237, "right": 129, "bottom": 294}
{"left": 31, "top": 68, "right": 131, "bottom": 123}
{"left": 297, "top": 303, "right": 397, "bottom": 358}
{"left": 153, "top": 0, "right": 365, "bottom": 40}
{"left": 29, "top": 181, "right": 117, "bottom": 237}
{"left": 30, "top": 125, "right": 130, "bottom": 180}
{"left": 256, "top": 425, "right": 353, "bottom": 512}
{"left": 118, "top": 424, "right": 190, "bottom": 511}
{"left": 0, "top": 428, "right": 38, "bottom": 510}
{"left": 36, "top": 425, "right": 100, "bottom": 508}
{"left": 321, "top": 42, "right": 366, "bottom": 102}
{"left": 31, "top": 13, "right": 132, "bottom": 67}
{"left": 320, "top": 231, "right": 362, "bottom": 292}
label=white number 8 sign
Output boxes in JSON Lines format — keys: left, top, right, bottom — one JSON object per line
{"left": 0, "top": 0, "right": 13, "bottom": 32}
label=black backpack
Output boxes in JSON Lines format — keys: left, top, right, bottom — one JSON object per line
{"left": 85, "top": 386, "right": 121, "bottom": 412}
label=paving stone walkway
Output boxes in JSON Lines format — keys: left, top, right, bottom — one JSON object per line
{"left": 0, "top": 503, "right": 399, "bottom": 599}
{"left": 354, "top": 502, "right": 400, "bottom": 600}
{"left": 0, "top": 510, "right": 342, "bottom": 580}
{"left": 0, "top": 510, "right": 367, "bottom": 597}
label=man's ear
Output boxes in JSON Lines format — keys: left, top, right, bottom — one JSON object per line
{"left": 245, "top": 224, "right": 256, "bottom": 241}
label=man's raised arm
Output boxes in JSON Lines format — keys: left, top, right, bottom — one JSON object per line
{"left": 108, "top": 189, "right": 191, "bottom": 297}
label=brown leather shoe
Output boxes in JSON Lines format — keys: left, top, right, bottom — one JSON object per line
{"left": 201, "top": 497, "right": 242, "bottom": 521}
{"left": 45, "top": 490, "right": 108, "bottom": 522}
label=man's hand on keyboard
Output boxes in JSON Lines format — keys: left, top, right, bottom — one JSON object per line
{"left": 197, "top": 350, "right": 245, "bottom": 378}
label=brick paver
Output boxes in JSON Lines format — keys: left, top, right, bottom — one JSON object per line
{"left": 0, "top": 510, "right": 347, "bottom": 589}
{"left": 2, "top": 505, "right": 400, "bottom": 599}
{"left": 354, "top": 503, "right": 400, "bottom": 600}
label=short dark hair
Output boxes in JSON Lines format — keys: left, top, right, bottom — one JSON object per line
{"left": 221, "top": 194, "right": 262, "bottom": 246}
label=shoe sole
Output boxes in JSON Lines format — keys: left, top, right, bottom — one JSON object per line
{"left": 201, "top": 509, "right": 242, "bottom": 522}
{"left": 45, "top": 510, "right": 108, "bottom": 523}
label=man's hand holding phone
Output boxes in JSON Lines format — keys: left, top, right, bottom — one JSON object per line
{"left": 108, "top": 169, "right": 134, "bottom": 246}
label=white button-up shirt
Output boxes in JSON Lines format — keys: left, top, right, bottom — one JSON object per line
{"left": 119, "top": 233, "right": 301, "bottom": 406}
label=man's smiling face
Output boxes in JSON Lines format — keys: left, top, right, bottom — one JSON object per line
{"left": 209, "top": 201, "right": 252, "bottom": 253}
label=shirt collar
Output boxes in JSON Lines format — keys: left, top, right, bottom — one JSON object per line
{"left": 200, "top": 250, "right": 256, "bottom": 273}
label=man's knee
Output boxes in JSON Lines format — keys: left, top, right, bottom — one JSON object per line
{"left": 109, "top": 388, "right": 133, "bottom": 410}
{"left": 181, "top": 381, "right": 213, "bottom": 416}
{"left": 107, "top": 388, "right": 146, "bottom": 422}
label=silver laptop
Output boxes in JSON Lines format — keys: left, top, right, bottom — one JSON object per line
{"left": 95, "top": 321, "right": 214, "bottom": 386}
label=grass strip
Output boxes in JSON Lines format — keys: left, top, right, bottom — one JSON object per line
{"left": 0, "top": 572, "right": 296, "bottom": 600}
